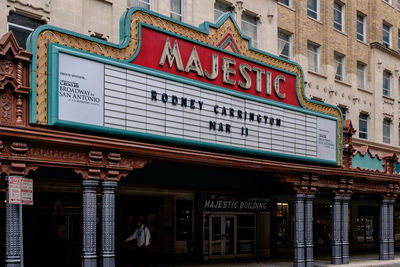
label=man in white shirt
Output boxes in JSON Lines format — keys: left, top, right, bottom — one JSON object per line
{"left": 124, "top": 219, "right": 151, "bottom": 267}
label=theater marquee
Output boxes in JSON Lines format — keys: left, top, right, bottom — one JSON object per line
{"left": 28, "top": 8, "right": 343, "bottom": 165}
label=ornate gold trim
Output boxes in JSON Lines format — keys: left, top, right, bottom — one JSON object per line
{"left": 33, "top": 10, "right": 342, "bottom": 165}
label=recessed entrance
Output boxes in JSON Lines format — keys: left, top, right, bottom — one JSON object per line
{"left": 204, "top": 213, "right": 256, "bottom": 260}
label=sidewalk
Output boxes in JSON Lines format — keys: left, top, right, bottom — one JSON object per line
{"left": 167, "top": 253, "right": 400, "bottom": 267}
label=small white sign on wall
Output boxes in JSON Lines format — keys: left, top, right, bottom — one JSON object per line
{"left": 317, "top": 117, "right": 337, "bottom": 162}
{"left": 58, "top": 53, "right": 105, "bottom": 126}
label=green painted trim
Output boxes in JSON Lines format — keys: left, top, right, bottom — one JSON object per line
{"left": 28, "top": 7, "right": 342, "bottom": 164}
{"left": 218, "top": 36, "right": 240, "bottom": 54}
{"left": 50, "top": 118, "right": 337, "bottom": 166}
{"left": 352, "top": 151, "right": 384, "bottom": 171}
{"left": 47, "top": 45, "right": 338, "bottom": 165}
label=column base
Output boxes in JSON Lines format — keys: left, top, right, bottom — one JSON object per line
{"left": 305, "top": 244, "right": 313, "bottom": 267}
{"left": 294, "top": 243, "right": 306, "bottom": 267}
{"left": 82, "top": 253, "right": 97, "bottom": 267}
{"left": 5, "top": 256, "right": 21, "bottom": 267}
{"left": 100, "top": 257, "right": 115, "bottom": 267}
{"left": 331, "top": 242, "right": 343, "bottom": 265}
{"left": 379, "top": 241, "right": 389, "bottom": 260}
{"left": 388, "top": 240, "right": 394, "bottom": 260}
{"left": 100, "top": 252, "right": 115, "bottom": 267}
{"left": 342, "top": 242, "right": 349, "bottom": 264}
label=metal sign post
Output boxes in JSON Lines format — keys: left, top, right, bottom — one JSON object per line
{"left": 19, "top": 204, "right": 24, "bottom": 267}
{"left": 8, "top": 176, "right": 33, "bottom": 267}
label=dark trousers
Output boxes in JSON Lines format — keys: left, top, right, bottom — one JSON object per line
{"left": 135, "top": 245, "right": 148, "bottom": 267}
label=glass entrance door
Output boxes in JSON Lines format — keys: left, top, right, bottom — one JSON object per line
{"left": 209, "top": 215, "right": 237, "bottom": 258}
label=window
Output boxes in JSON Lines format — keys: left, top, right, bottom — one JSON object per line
{"left": 398, "top": 0, "right": 400, "bottom": 9}
{"left": 359, "top": 113, "right": 368, "bottom": 139}
{"left": 170, "top": 0, "right": 183, "bottom": 21}
{"left": 398, "top": 31, "right": 400, "bottom": 52}
{"left": 339, "top": 106, "right": 347, "bottom": 121}
{"left": 357, "top": 62, "right": 366, "bottom": 89}
{"left": 384, "top": 0, "right": 392, "bottom": 4}
{"left": 241, "top": 12, "right": 258, "bottom": 48}
{"left": 334, "top": 2, "right": 344, "bottom": 32}
{"left": 357, "top": 14, "right": 366, "bottom": 42}
{"left": 127, "top": 0, "right": 151, "bottom": 9}
{"left": 383, "top": 119, "right": 392, "bottom": 144}
{"left": 278, "top": 30, "right": 292, "bottom": 59}
{"left": 279, "top": 0, "right": 291, "bottom": 7}
{"left": 398, "top": 124, "right": 400, "bottom": 146}
{"left": 383, "top": 70, "right": 392, "bottom": 97}
{"left": 214, "top": 1, "right": 231, "bottom": 22}
{"left": 334, "top": 53, "right": 345, "bottom": 81}
{"left": 398, "top": 78, "right": 400, "bottom": 100}
{"left": 383, "top": 23, "right": 392, "bottom": 48}
{"left": 7, "top": 13, "right": 44, "bottom": 49}
{"left": 307, "top": 42, "right": 320, "bottom": 72}
{"left": 308, "top": 0, "right": 319, "bottom": 20}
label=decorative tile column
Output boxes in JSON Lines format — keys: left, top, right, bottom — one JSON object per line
{"left": 294, "top": 194, "right": 305, "bottom": 267}
{"left": 379, "top": 199, "right": 389, "bottom": 260}
{"left": 101, "top": 181, "right": 118, "bottom": 267}
{"left": 5, "top": 184, "right": 21, "bottom": 267}
{"left": 82, "top": 179, "right": 99, "bottom": 267}
{"left": 304, "top": 194, "right": 314, "bottom": 267}
{"left": 341, "top": 196, "right": 350, "bottom": 264}
{"left": 331, "top": 196, "right": 343, "bottom": 265}
{"left": 388, "top": 199, "right": 395, "bottom": 260}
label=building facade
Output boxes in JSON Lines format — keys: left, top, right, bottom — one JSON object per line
{"left": 1, "top": 1, "right": 400, "bottom": 267}
{"left": 277, "top": 0, "right": 400, "bottom": 156}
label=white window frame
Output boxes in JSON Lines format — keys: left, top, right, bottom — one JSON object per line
{"left": 383, "top": 70, "right": 392, "bottom": 97}
{"left": 383, "top": 22, "right": 392, "bottom": 48}
{"left": 334, "top": 53, "right": 345, "bottom": 81}
{"left": 214, "top": 1, "right": 231, "bottom": 22}
{"left": 278, "top": 30, "right": 292, "bottom": 60}
{"left": 398, "top": 123, "right": 400, "bottom": 146}
{"left": 278, "top": 0, "right": 292, "bottom": 8}
{"left": 307, "top": 42, "right": 320, "bottom": 73}
{"left": 339, "top": 106, "right": 347, "bottom": 121}
{"left": 356, "top": 14, "right": 366, "bottom": 42}
{"left": 359, "top": 113, "right": 368, "bottom": 139}
{"left": 334, "top": 2, "right": 345, "bottom": 32}
{"left": 398, "top": 31, "right": 400, "bottom": 52}
{"left": 307, "top": 0, "right": 320, "bottom": 20}
{"left": 127, "top": 0, "right": 151, "bottom": 9}
{"left": 383, "top": 119, "right": 392, "bottom": 144}
{"left": 170, "top": 0, "right": 184, "bottom": 22}
{"left": 241, "top": 12, "right": 259, "bottom": 49}
{"left": 398, "top": 78, "right": 400, "bottom": 100}
{"left": 357, "top": 62, "right": 366, "bottom": 89}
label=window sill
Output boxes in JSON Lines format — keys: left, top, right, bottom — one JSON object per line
{"left": 382, "top": 0, "right": 394, "bottom": 8}
{"left": 358, "top": 87, "right": 373, "bottom": 94}
{"left": 308, "top": 70, "right": 327, "bottom": 79}
{"left": 307, "top": 16, "right": 323, "bottom": 25}
{"left": 334, "top": 79, "right": 351, "bottom": 87}
{"left": 356, "top": 39, "right": 369, "bottom": 47}
{"left": 278, "top": 2, "right": 295, "bottom": 12}
{"left": 383, "top": 95, "right": 394, "bottom": 101}
{"left": 333, "top": 28, "right": 347, "bottom": 37}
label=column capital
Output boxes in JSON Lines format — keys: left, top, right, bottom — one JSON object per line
{"left": 102, "top": 180, "right": 118, "bottom": 189}
{"left": 82, "top": 179, "right": 99, "bottom": 191}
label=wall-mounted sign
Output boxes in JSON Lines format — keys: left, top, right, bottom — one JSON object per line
{"left": 29, "top": 8, "right": 342, "bottom": 165}
{"left": 199, "top": 195, "right": 271, "bottom": 212}
{"left": 8, "top": 176, "right": 33, "bottom": 205}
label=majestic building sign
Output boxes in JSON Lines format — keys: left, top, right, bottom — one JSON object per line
{"left": 28, "top": 8, "right": 342, "bottom": 165}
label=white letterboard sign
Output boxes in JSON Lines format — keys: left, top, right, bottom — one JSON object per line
{"left": 57, "top": 53, "right": 337, "bottom": 163}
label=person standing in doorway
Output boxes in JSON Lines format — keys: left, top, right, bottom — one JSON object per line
{"left": 124, "top": 218, "right": 151, "bottom": 267}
